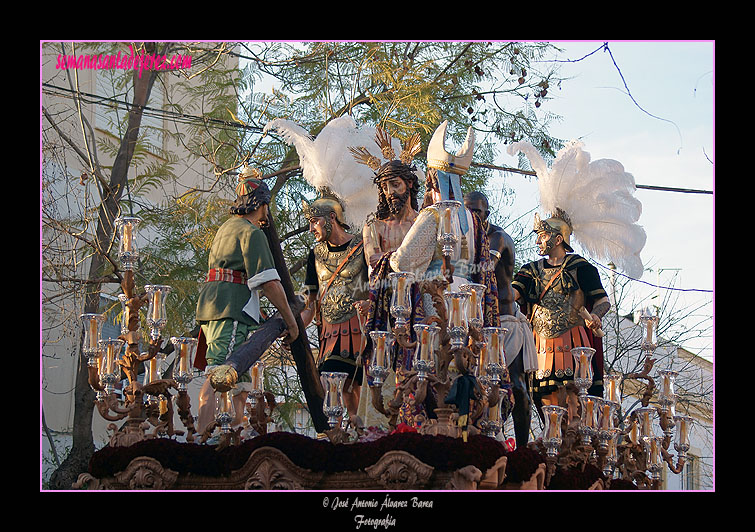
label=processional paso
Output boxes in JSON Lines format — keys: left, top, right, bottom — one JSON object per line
{"left": 79, "top": 115, "right": 696, "bottom": 489}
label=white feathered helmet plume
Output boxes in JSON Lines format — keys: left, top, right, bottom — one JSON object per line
{"left": 507, "top": 140, "right": 647, "bottom": 279}
{"left": 263, "top": 115, "right": 413, "bottom": 231}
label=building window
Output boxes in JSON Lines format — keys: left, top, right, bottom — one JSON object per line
{"left": 682, "top": 455, "right": 697, "bottom": 490}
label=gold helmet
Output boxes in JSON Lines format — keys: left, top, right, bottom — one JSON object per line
{"left": 302, "top": 195, "right": 349, "bottom": 230}
{"left": 533, "top": 209, "right": 574, "bottom": 253}
{"left": 230, "top": 164, "right": 271, "bottom": 215}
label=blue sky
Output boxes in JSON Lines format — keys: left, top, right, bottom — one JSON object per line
{"left": 489, "top": 40, "right": 714, "bottom": 360}
{"left": 248, "top": 40, "right": 715, "bottom": 360}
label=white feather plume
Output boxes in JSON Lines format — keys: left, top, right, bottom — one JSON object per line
{"left": 507, "top": 140, "right": 647, "bottom": 279}
{"left": 264, "top": 115, "right": 407, "bottom": 231}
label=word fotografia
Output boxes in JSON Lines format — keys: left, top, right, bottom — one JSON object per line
{"left": 354, "top": 514, "right": 397, "bottom": 530}
{"left": 55, "top": 45, "right": 192, "bottom": 78}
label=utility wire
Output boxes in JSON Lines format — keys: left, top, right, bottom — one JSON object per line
{"left": 42, "top": 82, "right": 264, "bottom": 133}
{"left": 476, "top": 162, "right": 713, "bottom": 195}
{"left": 44, "top": 81, "right": 713, "bottom": 294}
{"left": 44, "top": 82, "right": 714, "bottom": 197}
{"left": 593, "top": 260, "right": 713, "bottom": 294}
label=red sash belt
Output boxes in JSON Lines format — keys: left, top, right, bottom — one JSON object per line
{"left": 205, "top": 268, "right": 247, "bottom": 284}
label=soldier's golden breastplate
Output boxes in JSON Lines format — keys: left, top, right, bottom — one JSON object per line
{"left": 315, "top": 238, "right": 368, "bottom": 324}
{"left": 531, "top": 268, "right": 585, "bottom": 339}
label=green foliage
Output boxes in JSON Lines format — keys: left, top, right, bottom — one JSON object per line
{"left": 242, "top": 41, "right": 565, "bottom": 207}
{"left": 44, "top": 41, "right": 571, "bottom": 441}
{"left": 136, "top": 193, "right": 231, "bottom": 337}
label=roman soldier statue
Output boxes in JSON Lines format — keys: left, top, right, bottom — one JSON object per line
{"left": 299, "top": 195, "right": 369, "bottom": 422}
{"left": 264, "top": 116, "right": 385, "bottom": 430}
{"left": 508, "top": 139, "right": 646, "bottom": 417}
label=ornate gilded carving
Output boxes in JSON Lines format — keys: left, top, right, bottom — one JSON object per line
{"left": 242, "top": 447, "right": 323, "bottom": 490}
{"left": 365, "top": 451, "right": 434, "bottom": 490}
{"left": 478, "top": 455, "right": 509, "bottom": 489}
{"left": 71, "top": 444, "right": 559, "bottom": 491}
{"left": 245, "top": 460, "right": 303, "bottom": 490}
{"left": 114, "top": 457, "right": 178, "bottom": 490}
{"left": 72, "top": 473, "right": 106, "bottom": 490}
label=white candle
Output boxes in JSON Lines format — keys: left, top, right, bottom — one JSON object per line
{"left": 89, "top": 318, "right": 98, "bottom": 349}
{"left": 149, "top": 357, "right": 158, "bottom": 382}
{"left": 650, "top": 438, "right": 659, "bottom": 465}
{"left": 479, "top": 344, "right": 488, "bottom": 370}
{"left": 491, "top": 333, "right": 499, "bottom": 364}
{"left": 180, "top": 343, "right": 189, "bottom": 373}
{"left": 585, "top": 399, "right": 594, "bottom": 427}
{"left": 579, "top": 353, "right": 588, "bottom": 378}
{"left": 452, "top": 297, "right": 461, "bottom": 327}
{"left": 152, "top": 290, "right": 162, "bottom": 321}
{"left": 470, "top": 289, "right": 478, "bottom": 320}
{"left": 123, "top": 223, "right": 133, "bottom": 252}
{"left": 105, "top": 343, "right": 115, "bottom": 373}
{"left": 548, "top": 411, "right": 559, "bottom": 439}
{"left": 396, "top": 276, "right": 406, "bottom": 307}
{"left": 376, "top": 335, "right": 386, "bottom": 366}
{"left": 420, "top": 329, "right": 429, "bottom": 361}
{"left": 220, "top": 392, "right": 231, "bottom": 413}
{"left": 329, "top": 381, "right": 338, "bottom": 407}
{"left": 607, "top": 378, "right": 616, "bottom": 402}
{"left": 443, "top": 207, "right": 452, "bottom": 233}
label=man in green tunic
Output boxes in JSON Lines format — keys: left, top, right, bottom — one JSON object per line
{"left": 195, "top": 166, "right": 299, "bottom": 436}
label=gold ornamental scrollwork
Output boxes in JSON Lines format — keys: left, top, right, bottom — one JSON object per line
{"left": 113, "top": 457, "right": 178, "bottom": 490}
{"left": 364, "top": 450, "right": 434, "bottom": 490}
{"left": 242, "top": 447, "right": 324, "bottom": 490}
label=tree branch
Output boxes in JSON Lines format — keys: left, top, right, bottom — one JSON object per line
{"left": 42, "top": 106, "right": 110, "bottom": 194}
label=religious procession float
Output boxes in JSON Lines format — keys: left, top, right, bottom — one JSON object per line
{"left": 72, "top": 119, "right": 692, "bottom": 491}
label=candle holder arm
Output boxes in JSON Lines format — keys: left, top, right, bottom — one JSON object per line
{"left": 135, "top": 336, "right": 162, "bottom": 363}
{"left": 175, "top": 390, "right": 197, "bottom": 441}
{"left": 393, "top": 324, "right": 416, "bottom": 350}
{"left": 249, "top": 391, "right": 277, "bottom": 435}
{"left": 370, "top": 386, "right": 401, "bottom": 427}
{"left": 143, "top": 391, "right": 176, "bottom": 438}
{"left": 661, "top": 446, "right": 686, "bottom": 474}
{"left": 624, "top": 358, "right": 657, "bottom": 408}
{"left": 96, "top": 393, "right": 132, "bottom": 422}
